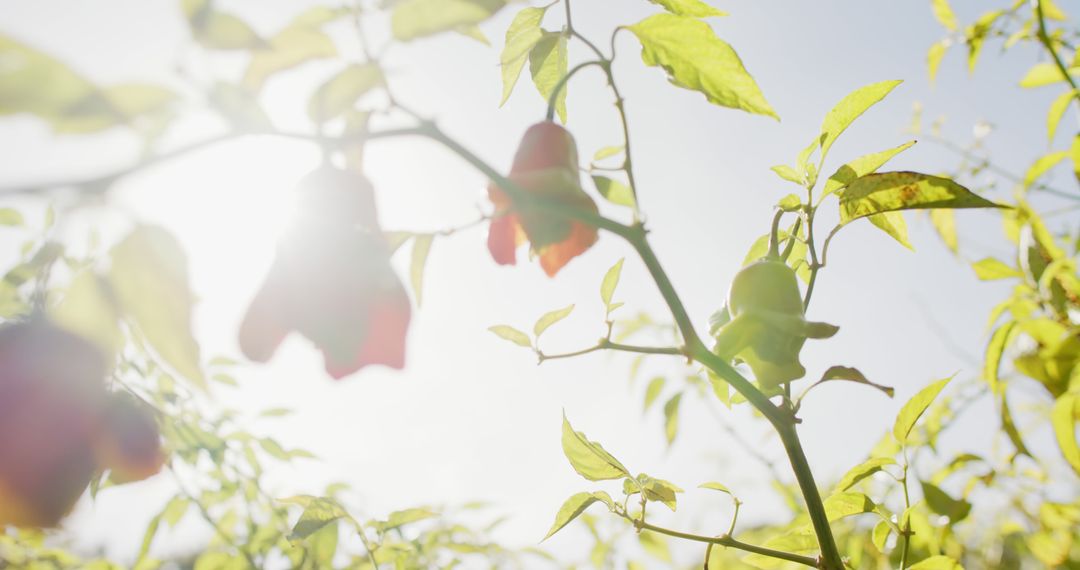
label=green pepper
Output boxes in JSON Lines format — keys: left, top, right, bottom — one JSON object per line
{"left": 712, "top": 254, "right": 837, "bottom": 395}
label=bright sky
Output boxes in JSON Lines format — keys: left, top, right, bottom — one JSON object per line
{"left": 0, "top": 0, "right": 1075, "bottom": 566}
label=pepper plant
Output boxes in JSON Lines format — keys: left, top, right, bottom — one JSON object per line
{"left": 0, "top": 0, "right": 1077, "bottom": 569}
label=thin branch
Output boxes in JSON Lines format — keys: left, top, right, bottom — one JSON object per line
{"left": 537, "top": 340, "right": 683, "bottom": 362}
{"left": 619, "top": 515, "right": 817, "bottom": 568}
{"left": 1035, "top": 0, "right": 1080, "bottom": 113}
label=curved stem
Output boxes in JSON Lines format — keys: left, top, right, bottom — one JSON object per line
{"left": 538, "top": 340, "right": 683, "bottom": 362}
{"left": 1035, "top": 0, "right": 1080, "bottom": 113}
{"left": 545, "top": 60, "right": 606, "bottom": 121}
{"left": 564, "top": 0, "right": 607, "bottom": 60}
{"left": 625, "top": 517, "right": 817, "bottom": 568}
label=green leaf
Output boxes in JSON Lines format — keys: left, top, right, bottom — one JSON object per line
{"left": 0, "top": 34, "right": 96, "bottom": 126}
{"left": 893, "top": 376, "right": 953, "bottom": 444}
{"left": 543, "top": 492, "right": 605, "bottom": 540}
{"left": 0, "top": 208, "right": 23, "bottom": 226}
{"left": 816, "top": 365, "right": 895, "bottom": 398}
{"left": 499, "top": 6, "right": 549, "bottom": 105}
{"left": 965, "top": 10, "right": 1002, "bottom": 72}
{"left": 591, "top": 175, "right": 636, "bottom": 208}
{"left": 391, "top": 0, "right": 506, "bottom": 41}
{"left": 600, "top": 258, "right": 624, "bottom": 308}
{"left": 643, "top": 376, "right": 666, "bottom": 411}
{"left": 638, "top": 530, "right": 671, "bottom": 561}
{"left": 51, "top": 270, "right": 123, "bottom": 360}
{"left": 663, "top": 393, "right": 682, "bottom": 445}
{"left": 872, "top": 519, "right": 891, "bottom": 553}
{"left": 243, "top": 9, "right": 344, "bottom": 91}
{"left": 593, "top": 145, "right": 624, "bottom": 161}
{"left": 823, "top": 491, "right": 875, "bottom": 521}
{"left": 647, "top": 0, "right": 727, "bottom": 17}
{"left": 161, "top": 496, "right": 190, "bottom": 527}
{"left": 983, "top": 321, "right": 1015, "bottom": 394}
{"left": 931, "top": 0, "right": 958, "bottom": 31}
{"left": 929, "top": 209, "right": 958, "bottom": 254}
{"left": 972, "top": 257, "right": 1022, "bottom": 280}
{"left": 867, "top": 211, "right": 912, "bottom": 250}
{"left": 109, "top": 225, "right": 205, "bottom": 390}
{"left": 834, "top": 457, "right": 896, "bottom": 492}
{"left": 627, "top": 14, "right": 777, "bottom": 119}
{"left": 839, "top": 171, "right": 1003, "bottom": 224}
{"left": 561, "top": 413, "right": 631, "bottom": 481}
{"left": 909, "top": 555, "right": 964, "bottom": 570}
{"left": 817, "top": 80, "right": 902, "bottom": 168}
{"left": 638, "top": 474, "right": 683, "bottom": 511}
{"left": 920, "top": 481, "right": 971, "bottom": 523}
{"left": 409, "top": 234, "right": 433, "bottom": 306}
{"left": 385, "top": 508, "right": 438, "bottom": 530}
{"left": 529, "top": 31, "right": 568, "bottom": 123}
{"left": 771, "top": 165, "right": 804, "bottom": 185}
{"left": 1051, "top": 393, "right": 1080, "bottom": 476}
{"left": 289, "top": 497, "right": 348, "bottom": 540}
{"left": 927, "top": 41, "right": 949, "bottom": 83}
{"left": 1046, "top": 90, "right": 1074, "bottom": 142}
{"left": 777, "top": 194, "right": 802, "bottom": 211}
{"left": 1023, "top": 151, "right": 1068, "bottom": 189}
{"left": 192, "top": 11, "right": 264, "bottom": 50}
{"left": 534, "top": 304, "right": 575, "bottom": 337}
{"left": 1020, "top": 62, "right": 1080, "bottom": 88}
{"left": 821, "top": 140, "right": 916, "bottom": 200}
{"left": 698, "top": 481, "right": 735, "bottom": 497}
{"left": 488, "top": 325, "right": 532, "bottom": 348}
{"left": 307, "top": 64, "right": 382, "bottom": 123}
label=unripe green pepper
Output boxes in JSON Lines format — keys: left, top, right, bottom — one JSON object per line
{"left": 713, "top": 253, "right": 837, "bottom": 394}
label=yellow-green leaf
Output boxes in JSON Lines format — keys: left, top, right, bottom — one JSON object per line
{"left": 867, "top": 211, "right": 912, "bottom": 250}
{"left": 909, "top": 555, "right": 963, "bottom": 570}
{"left": 822, "top": 141, "right": 916, "bottom": 200}
{"left": 823, "top": 492, "right": 875, "bottom": 521}
{"left": 543, "top": 492, "right": 604, "bottom": 540}
{"left": 984, "top": 321, "right": 1015, "bottom": 394}
{"left": 929, "top": 208, "right": 958, "bottom": 253}
{"left": 835, "top": 457, "right": 895, "bottom": 492}
{"left": 109, "top": 225, "right": 205, "bottom": 390}
{"left": 561, "top": 413, "right": 630, "bottom": 481}
{"left": 1051, "top": 392, "right": 1080, "bottom": 476}
{"left": 409, "top": 234, "right": 433, "bottom": 306}
{"left": 529, "top": 31, "right": 568, "bottom": 123}
{"left": 51, "top": 271, "right": 123, "bottom": 361}
{"left": 600, "top": 258, "right": 624, "bottom": 308}
{"left": 818, "top": 80, "right": 902, "bottom": 167}
{"left": 1046, "top": 90, "right": 1074, "bottom": 142}
{"left": 591, "top": 175, "right": 635, "bottom": 208}
{"left": 643, "top": 376, "right": 666, "bottom": 411}
{"left": 839, "top": 171, "right": 1003, "bottom": 224}
{"left": 663, "top": 393, "right": 682, "bottom": 445}
{"left": 927, "top": 40, "right": 949, "bottom": 83}
{"left": 931, "top": 0, "right": 957, "bottom": 31}
{"left": 307, "top": 64, "right": 383, "bottom": 123}
{"left": 499, "top": 6, "right": 548, "bottom": 105}
{"left": 487, "top": 325, "right": 532, "bottom": 348}
{"left": 627, "top": 14, "right": 777, "bottom": 119}
{"left": 1023, "top": 151, "right": 1068, "bottom": 189}
{"left": 243, "top": 9, "right": 343, "bottom": 90}
{"left": 1020, "top": 63, "right": 1080, "bottom": 88}
{"left": 534, "top": 304, "right": 574, "bottom": 337}
{"left": 391, "top": 0, "right": 506, "bottom": 41}
{"left": 972, "top": 257, "right": 1022, "bottom": 280}
{"left": 193, "top": 11, "right": 264, "bottom": 50}
{"left": 647, "top": 0, "right": 727, "bottom": 17}
{"left": 893, "top": 375, "right": 953, "bottom": 444}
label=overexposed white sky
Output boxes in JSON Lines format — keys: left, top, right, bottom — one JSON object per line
{"left": 1, "top": 0, "right": 1076, "bottom": 566}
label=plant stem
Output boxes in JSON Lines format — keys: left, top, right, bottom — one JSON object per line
{"left": 545, "top": 60, "right": 606, "bottom": 121}
{"left": 1034, "top": 0, "right": 1080, "bottom": 113}
{"left": 625, "top": 517, "right": 817, "bottom": 567}
{"left": 777, "top": 424, "right": 843, "bottom": 570}
{"left": 538, "top": 340, "right": 683, "bottom": 362}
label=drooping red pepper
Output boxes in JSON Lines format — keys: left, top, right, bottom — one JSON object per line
{"left": 487, "top": 122, "right": 599, "bottom": 277}
{"left": 239, "top": 166, "right": 411, "bottom": 379}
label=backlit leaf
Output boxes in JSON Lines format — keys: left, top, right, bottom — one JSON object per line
{"left": 984, "top": 321, "right": 1015, "bottom": 394}
{"left": 529, "top": 31, "right": 568, "bottom": 123}
{"left": 893, "top": 375, "right": 953, "bottom": 444}
{"left": 500, "top": 6, "right": 549, "bottom": 105}
{"left": 409, "top": 234, "right": 433, "bottom": 306}
{"left": 663, "top": 393, "right": 682, "bottom": 445}
{"left": 1051, "top": 393, "right": 1080, "bottom": 476}
{"left": 243, "top": 9, "right": 344, "bottom": 90}
{"left": 929, "top": 209, "right": 958, "bottom": 253}
{"left": 839, "top": 171, "right": 1003, "bottom": 224}
{"left": 835, "top": 457, "right": 896, "bottom": 492}
{"left": 289, "top": 497, "right": 348, "bottom": 540}
{"left": 972, "top": 257, "right": 1021, "bottom": 280}
{"left": 1046, "top": 90, "right": 1074, "bottom": 142}
{"left": 818, "top": 80, "right": 902, "bottom": 167}
{"left": 867, "top": 211, "right": 912, "bottom": 250}
{"left": 109, "top": 225, "right": 205, "bottom": 390}
{"left": 643, "top": 376, "right": 666, "bottom": 411}
{"left": 647, "top": 0, "right": 727, "bottom": 17}
{"left": 1023, "top": 151, "right": 1068, "bottom": 189}
{"left": 821, "top": 141, "right": 916, "bottom": 200}
{"left": 909, "top": 555, "right": 963, "bottom": 570}
{"left": 600, "top": 258, "right": 624, "bottom": 308}
{"left": 307, "top": 64, "right": 383, "bottom": 123}
{"left": 931, "top": 0, "right": 957, "bottom": 30}
{"left": 391, "top": 0, "right": 506, "bottom": 41}
{"left": 488, "top": 325, "right": 532, "bottom": 348}
{"left": 543, "top": 492, "right": 605, "bottom": 540}
{"left": 823, "top": 492, "right": 875, "bottom": 521}
{"left": 927, "top": 40, "right": 948, "bottom": 83}
{"left": 592, "top": 175, "right": 636, "bottom": 208}
{"left": 627, "top": 14, "right": 777, "bottom": 119}
{"left": 534, "top": 304, "right": 574, "bottom": 337}
{"left": 1020, "top": 63, "right": 1080, "bottom": 88}
{"left": 561, "top": 413, "right": 630, "bottom": 481}
{"left": 817, "top": 365, "right": 894, "bottom": 398}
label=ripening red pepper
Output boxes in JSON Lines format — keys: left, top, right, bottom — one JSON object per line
{"left": 0, "top": 320, "right": 163, "bottom": 528}
{"left": 487, "top": 121, "right": 599, "bottom": 277}
{"left": 238, "top": 166, "right": 411, "bottom": 379}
